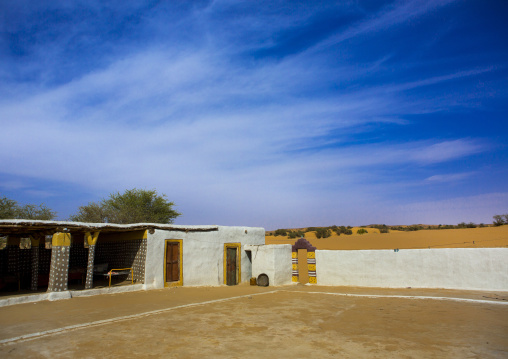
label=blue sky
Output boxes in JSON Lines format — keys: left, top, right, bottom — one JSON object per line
{"left": 1, "top": 0, "right": 507, "bottom": 229}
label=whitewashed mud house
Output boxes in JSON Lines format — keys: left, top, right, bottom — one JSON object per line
{"left": 2, "top": 220, "right": 506, "bottom": 307}
{"left": 0, "top": 220, "right": 276, "bottom": 304}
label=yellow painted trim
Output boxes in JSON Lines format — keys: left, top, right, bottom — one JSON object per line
{"left": 292, "top": 276, "right": 299, "bottom": 282}
{"left": 29, "top": 235, "right": 40, "bottom": 247}
{"left": 292, "top": 251, "right": 297, "bottom": 258}
{"left": 307, "top": 252, "right": 315, "bottom": 258}
{"left": 164, "top": 239, "right": 183, "bottom": 287}
{"left": 84, "top": 231, "right": 100, "bottom": 246}
{"left": 52, "top": 232, "right": 71, "bottom": 247}
{"left": 223, "top": 243, "right": 241, "bottom": 285}
{"left": 308, "top": 264, "right": 316, "bottom": 271}
{"left": 309, "top": 277, "right": 317, "bottom": 284}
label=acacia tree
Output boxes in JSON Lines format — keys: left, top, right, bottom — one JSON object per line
{"left": 69, "top": 189, "right": 181, "bottom": 224}
{"left": 68, "top": 202, "right": 106, "bottom": 223}
{"left": 0, "top": 196, "right": 56, "bottom": 220}
{"left": 493, "top": 214, "right": 506, "bottom": 226}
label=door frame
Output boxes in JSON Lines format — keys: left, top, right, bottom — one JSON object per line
{"left": 223, "top": 243, "right": 241, "bottom": 285}
{"left": 164, "top": 239, "right": 183, "bottom": 287}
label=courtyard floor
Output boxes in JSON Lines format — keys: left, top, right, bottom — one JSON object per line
{"left": 0, "top": 284, "right": 507, "bottom": 358}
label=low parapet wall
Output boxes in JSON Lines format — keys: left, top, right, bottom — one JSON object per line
{"left": 316, "top": 248, "right": 508, "bottom": 291}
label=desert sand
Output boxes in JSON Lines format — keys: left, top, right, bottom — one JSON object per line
{"left": 266, "top": 225, "right": 508, "bottom": 250}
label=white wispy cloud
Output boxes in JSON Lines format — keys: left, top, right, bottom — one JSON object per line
{"left": 425, "top": 172, "right": 476, "bottom": 183}
{"left": 310, "top": 0, "right": 458, "bottom": 53}
{"left": 0, "top": 0, "right": 503, "bottom": 227}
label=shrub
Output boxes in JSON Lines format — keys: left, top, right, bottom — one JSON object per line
{"left": 274, "top": 229, "right": 287, "bottom": 236}
{"left": 332, "top": 226, "right": 352, "bottom": 235}
{"left": 493, "top": 215, "right": 505, "bottom": 226}
{"left": 357, "top": 228, "right": 368, "bottom": 235}
{"left": 371, "top": 224, "right": 389, "bottom": 233}
{"left": 288, "top": 230, "right": 305, "bottom": 239}
{"left": 315, "top": 228, "right": 332, "bottom": 239}
{"left": 406, "top": 225, "right": 423, "bottom": 231}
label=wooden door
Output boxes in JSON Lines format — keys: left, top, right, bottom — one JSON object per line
{"left": 226, "top": 247, "right": 237, "bottom": 285}
{"left": 166, "top": 242, "right": 180, "bottom": 282}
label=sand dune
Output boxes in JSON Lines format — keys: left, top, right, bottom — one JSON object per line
{"left": 266, "top": 225, "right": 508, "bottom": 250}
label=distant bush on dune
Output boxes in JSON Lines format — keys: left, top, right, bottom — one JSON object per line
{"left": 273, "top": 229, "right": 287, "bottom": 236}
{"left": 288, "top": 230, "right": 305, "bottom": 238}
{"left": 371, "top": 224, "right": 389, "bottom": 233}
{"left": 332, "top": 226, "right": 353, "bottom": 236}
{"left": 457, "top": 222, "right": 477, "bottom": 228}
{"left": 269, "top": 217, "right": 504, "bottom": 238}
{"left": 315, "top": 228, "right": 332, "bottom": 238}
{"left": 493, "top": 214, "right": 507, "bottom": 226}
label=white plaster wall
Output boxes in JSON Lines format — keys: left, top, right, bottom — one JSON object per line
{"left": 316, "top": 248, "right": 508, "bottom": 291}
{"left": 145, "top": 226, "right": 264, "bottom": 288}
{"left": 245, "top": 244, "right": 292, "bottom": 286}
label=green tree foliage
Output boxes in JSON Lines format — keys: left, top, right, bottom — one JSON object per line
{"left": 0, "top": 197, "right": 17, "bottom": 219}
{"left": 69, "top": 189, "right": 181, "bottom": 224}
{"left": 0, "top": 196, "right": 56, "bottom": 220}
{"left": 357, "top": 228, "right": 368, "bottom": 235}
{"left": 69, "top": 202, "right": 106, "bottom": 223}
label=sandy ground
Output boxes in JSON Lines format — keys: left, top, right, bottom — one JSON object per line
{"left": 0, "top": 285, "right": 507, "bottom": 358}
{"left": 266, "top": 226, "right": 508, "bottom": 250}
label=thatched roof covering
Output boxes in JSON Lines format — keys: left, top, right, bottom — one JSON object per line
{"left": 0, "top": 219, "right": 218, "bottom": 236}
